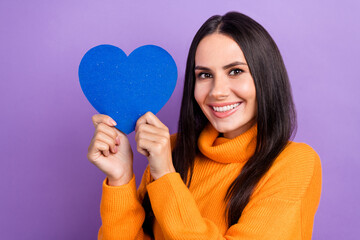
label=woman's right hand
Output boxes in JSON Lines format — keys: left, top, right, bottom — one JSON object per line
{"left": 87, "top": 114, "right": 134, "bottom": 186}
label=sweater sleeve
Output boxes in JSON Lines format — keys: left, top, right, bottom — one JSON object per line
{"left": 97, "top": 133, "right": 177, "bottom": 240}
{"left": 97, "top": 166, "right": 153, "bottom": 240}
{"left": 146, "top": 143, "right": 322, "bottom": 240}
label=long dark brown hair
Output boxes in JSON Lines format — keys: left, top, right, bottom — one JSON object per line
{"left": 141, "top": 11, "right": 297, "bottom": 237}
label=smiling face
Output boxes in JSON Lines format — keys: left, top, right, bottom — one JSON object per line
{"left": 194, "top": 33, "right": 257, "bottom": 139}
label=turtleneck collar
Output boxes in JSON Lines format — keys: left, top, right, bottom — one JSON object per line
{"left": 197, "top": 122, "right": 257, "bottom": 163}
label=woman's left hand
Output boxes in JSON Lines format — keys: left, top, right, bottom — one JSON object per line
{"left": 135, "top": 112, "right": 176, "bottom": 180}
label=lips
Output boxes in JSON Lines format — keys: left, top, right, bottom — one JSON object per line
{"left": 208, "top": 102, "right": 242, "bottom": 118}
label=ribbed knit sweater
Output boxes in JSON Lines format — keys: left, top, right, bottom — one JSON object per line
{"left": 98, "top": 123, "right": 322, "bottom": 240}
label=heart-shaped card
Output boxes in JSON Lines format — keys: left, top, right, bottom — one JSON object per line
{"left": 78, "top": 44, "right": 178, "bottom": 134}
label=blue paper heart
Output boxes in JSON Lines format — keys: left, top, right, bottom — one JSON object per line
{"left": 78, "top": 44, "right": 177, "bottom": 134}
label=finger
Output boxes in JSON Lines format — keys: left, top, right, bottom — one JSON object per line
{"left": 135, "top": 112, "right": 167, "bottom": 131}
{"left": 135, "top": 123, "right": 169, "bottom": 137}
{"left": 103, "top": 150, "right": 110, "bottom": 157}
{"left": 137, "top": 138, "right": 162, "bottom": 156}
{"left": 91, "top": 140, "right": 111, "bottom": 157}
{"left": 137, "top": 145, "right": 150, "bottom": 157}
{"left": 95, "top": 131, "right": 117, "bottom": 153}
{"left": 96, "top": 123, "right": 119, "bottom": 145}
{"left": 92, "top": 114, "right": 117, "bottom": 127}
{"left": 135, "top": 128, "right": 168, "bottom": 146}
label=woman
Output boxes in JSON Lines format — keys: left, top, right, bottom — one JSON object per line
{"left": 87, "top": 11, "right": 322, "bottom": 239}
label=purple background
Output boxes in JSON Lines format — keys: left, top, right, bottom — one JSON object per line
{"left": 1, "top": 0, "right": 359, "bottom": 239}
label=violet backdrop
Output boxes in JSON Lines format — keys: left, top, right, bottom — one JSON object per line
{"left": 1, "top": 0, "right": 359, "bottom": 239}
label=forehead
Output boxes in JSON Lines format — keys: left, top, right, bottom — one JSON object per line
{"left": 195, "top": 33, "right": 247, "bottom": 66}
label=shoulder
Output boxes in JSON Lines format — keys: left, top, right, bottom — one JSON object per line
{"left": 277, "top": 142, "right": 321, "bottom": 175}
{"left": 281, "top": 141, "right": 320, "bottom": 161}
{"left": 253, "top": 141, "right": 322, "bottom": 201}
{"left": 279, "top": 142, "right": 322, "bottom": 181}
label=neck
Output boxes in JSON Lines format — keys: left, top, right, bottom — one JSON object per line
{"left": 223, "top": 118, "right": 257, "bottom": 139}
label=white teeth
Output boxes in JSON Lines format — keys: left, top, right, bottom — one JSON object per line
{"left": 212, "top": 103, "right": 240, "bottom": 112}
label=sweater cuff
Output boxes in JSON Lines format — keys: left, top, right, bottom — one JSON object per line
{"left": 101, "top": 174, "right": 139, "bottom": 210}
{"left": 146, "top": 171, "right": 181, "bottom": 194}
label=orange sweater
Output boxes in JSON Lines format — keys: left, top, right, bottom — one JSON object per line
{"left": 98, "top": 123, "right": 322, "bottom": 240}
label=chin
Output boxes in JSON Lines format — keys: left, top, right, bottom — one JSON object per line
{"left": 210, "top": 118, "right": 256, "bottom": 138}
{"left": 211, "top": 121, "right": 238, "bottom": 133}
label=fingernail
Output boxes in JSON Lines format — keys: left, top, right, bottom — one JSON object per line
{"left": 110, "top": 119, "right": 117, "bottom": 126}
{"left": 116, "top": 136, "right": 120, "bottom": 144}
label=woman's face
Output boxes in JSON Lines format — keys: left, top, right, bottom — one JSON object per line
{"left": 194, "top": 33, "right": 257, "bottom": 139}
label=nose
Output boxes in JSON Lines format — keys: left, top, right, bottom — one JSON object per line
{"left": 209, "top": 75, "right": 230, "bottom": 100}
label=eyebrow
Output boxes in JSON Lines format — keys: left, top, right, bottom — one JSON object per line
{"left": 194, "top": 61, "right": 247, "bottom": 71}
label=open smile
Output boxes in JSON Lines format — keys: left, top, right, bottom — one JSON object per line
{"left": 208, "top": 102, "right": 243, "bottom": 118}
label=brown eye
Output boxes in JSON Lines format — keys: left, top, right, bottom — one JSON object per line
{"left": 229, "top": 68, "right": 243, "bottom": 76}
{"left": 198, "top": 72, "right": 213, "bottom": 79}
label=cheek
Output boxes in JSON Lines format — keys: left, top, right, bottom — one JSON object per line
{"left": 194, "top": 82, "right": 205, "bottom": 105}
{"left": 234, "top": 78, "right": 256, "bottom": 100}
{"left": 243, "top": 80, "right": 257, "bottom": 113}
